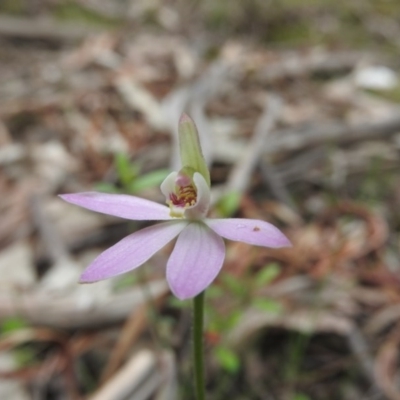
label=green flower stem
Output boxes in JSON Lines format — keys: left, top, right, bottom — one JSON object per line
{"left": 193, "top": 291, "right": 205, "bottom": 400}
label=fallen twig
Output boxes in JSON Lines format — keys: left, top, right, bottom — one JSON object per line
{"left": 226, "top": 93, "right": 282, "bottom": 195}
{"left": 100, "top": 304, "right": 147, "bottom": 382}
{"left": 259, "top": 158, "right": 297, "bottom": 210}
{"left": 0, "top": 15, "right": 102, "bottom": 42}
{"left": 254, "top": 50, "right": 372, "bottom": 83}
{"left": 267, "top": 114, "right": 400, "bottom": 154}
{"left": 0, "top": 280, "right": 168, "bottom": 329}
{"left": 89, "top": 350, "right": 157, "bottom": 400}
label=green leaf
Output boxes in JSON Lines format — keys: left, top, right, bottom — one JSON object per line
{"left": 167, "top": 296, "right": 191, "bottom": 309}
{"left": 215, "top": 191, "right": 241, "bottom": 217}
{"left": 254, "top": 298, "right": 283, "bottom": 314}
{"left": 129, "top": 169, "right": 170, "bottom": 193}
{"left": 113, "top": 273, "right": 138, "bottom": 291}
{"left": 206, "top": 285, "right": 224, "bottom": 299}
{"left": 14, "top": 347, "right": 36, "bottom": 367}
{"left": 292, "top": 394, "right": 311, "bottom": 400}
{"left": 115, "top": 153, "right": 139, "bottom": 187}
{"left": 221, "top": 274, "right": 245, "bottom": 297}
{"left": 178, "top": 114, "right": 210, "bottom": 186}
{"left": 255, "top": 263, "right": 281, "bottom": 287}
{"left": 1, "top": 317, "right": 28, "bottom": 334}
{"left": 215, "top": 346, "right": 240, "bottom": 373}
{"left": 94, "top": 182, "right": 120, "bottom": 193}
{"left": 225, "top": 310, "right": 242, "bottom": 329}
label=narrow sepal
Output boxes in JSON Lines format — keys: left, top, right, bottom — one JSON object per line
{"left": 80, "top": 221, "right": 187, "bottom": 282}
{"left": 205, "top": 218, "right": 292, "bottom": 248}
{"left": 178, "top": 114, "right": 211, "bottom": 187}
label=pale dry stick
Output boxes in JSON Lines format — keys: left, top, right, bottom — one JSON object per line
{"left": 0, "top": 280, "right": 169, "bottom": 329}
{"left": 75, "top": 0, "right": 125, "bottom": 19}
{"left": 226, "top": 94, "right": 282, "bottom": 195}
{"left": 0, "top": 15, "right": 101, "bottom": 42}
{"left": 89, "top": 350, "right": 157, "bottom": 400}
{"left": 365, "top": 304, "right": 400, "bottom": 336}
{"left": 347, "top": 327, "right": 386, "bottom": 400}
{"left": 100, "top": 304, "right": 147, "bottom": 383}
{"left": 254, "top": 50, "right": 373, "bottom": 83}
{"left": 274, "top": 147, "right": 327, "bottom": 183}
{"left": 364, "top": 15, "right": 400, "bottom": 51}
{"left": 227, "top": 308, "right": 354, "bottom": 349}
{"left": 163, "top": 59, "right": 236, "bottom": 171}
{"left": 101, "top": 276, "right": 168, "bottom": 385}
{"left": 30, "top": 194, "right": 82, "bottom": 291}
{"left": 97, "top": 289, "right": 178, "bottom": 399}
{"left": 0, "top": 118, "right": 11, "bottom": 145}
{"left": 187, "top": 60, "right": 237, "bottom": 166}
{"left": 127, "top": 372, "right": 163, "bottom": 400}
{"left": 0, "top": 143, "right": 25, "bottom": 165}
{"left": 115, "top": 61, "right": 225, "bottom": 164}
{"left": 267, "top": 114, "right": 400, "bottom": 155}
{"left": 161, "top": 43, "right": 243, "bottom": 171}
{"left": 114, "top": 74, "right": 167, "bottom": 132}
{"left": 30, "top": 194, "right": 69, "bottom": 263}
{"left": 259, "top": 159, "right": 297, "bottom": 211}
{"left": 154, "top": 351, "right": 178, "bottom": 400}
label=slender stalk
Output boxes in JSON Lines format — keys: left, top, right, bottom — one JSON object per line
{"left": 193, "top": 291, "right": 205, "bottom": 400}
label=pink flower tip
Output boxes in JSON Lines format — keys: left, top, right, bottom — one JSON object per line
{"left": 179, "top": 113, "right": 193, "bottom": 124}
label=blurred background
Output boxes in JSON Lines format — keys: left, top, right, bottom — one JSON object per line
{"left": 1, "top": 1, "right": 400, "bottom": 399}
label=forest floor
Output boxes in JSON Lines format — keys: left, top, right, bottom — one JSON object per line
{"left": 1, "top": 1, "right": 400, "bottom": 399}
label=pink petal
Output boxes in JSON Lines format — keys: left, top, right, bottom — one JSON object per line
{"left": 80, "top": 221, "right": 187, "bottom": 282}
{"left": 160, "top": 171, "right": 177, "bottom": 200}
{"left": 166, "top": 222, "right": 225, "bottom": 299}
{"left": 184, "top": 172, "right": 210, "bottom": 219}
{"left": 205, "top": 218, "right": 291, "bottom": 248}
{"left": 59, "top": 192, "right": 173, "bottom": 220}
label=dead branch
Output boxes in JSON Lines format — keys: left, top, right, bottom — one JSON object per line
{"left": 0, "top": 15, "right": 101, "bottom": 42}
{"left": 100, "top": 304, "right": 147, "bottom": 382}
{"left": 259, "top": 159, "right": 297, "bottom": 210}
{"left": 30, "top": 194, "right": 69, "bottom": 262}
{"left": 89, "top": 350, "right": 157, "bottom": 400}
{"left": 226, "top": 94, "right": 282, "bottom": 194}
{"left": 255, "top": 50, "right": 373, "bottom": 83}
{"left": 267, "top": 114, "right": 400, "bottom": 154}
{"left": 164, "top": 57, "right": 237, "bottom": 171}
{"left": 0, "top": 281, "right": 168, "bottom": 329}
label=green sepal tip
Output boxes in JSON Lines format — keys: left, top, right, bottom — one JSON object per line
{"left": 178, "top": 114, "right": 211, "bottom": 187}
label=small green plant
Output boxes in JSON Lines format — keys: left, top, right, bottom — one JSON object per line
{"left": 54, "top": 1, "right": 119, "bottom": 28}
{"left": 292, "top": 393, "right": 311, "bottom": 400}
{"left": 215, "top": 191, "right": 241, "bottom": 217}
{"left": 206, "top": 262, "right": 283, "bottom": 373}
{"left": 1, "top": 319, "right": 37, "bottom": 369}
{"left": 215, "top": 346, "right": 240, "bottom": 373}
{"left": 1, "top": 317, "right": 28, "bottom": 334}
{"left": 255, "top": 262, "right": 281, "bottom": 287}
{"left": 0, "top": 0, "right": 24, "bottom": 14}
{"left": 96, "top": 152, "right": 169, "bottom": 195}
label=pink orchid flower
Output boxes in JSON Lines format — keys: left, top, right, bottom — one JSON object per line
{"left": 60, "top": 117, "right": 291, "bottom": 300}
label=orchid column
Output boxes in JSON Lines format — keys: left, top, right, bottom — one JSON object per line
{"left": 60, "top": 114, "right": 291, "bottom": 399}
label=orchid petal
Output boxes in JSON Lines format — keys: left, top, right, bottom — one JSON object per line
{"left": 160, "top": 171, "right": 178, "bottom": 200}
{"left": 184, "top": 172, "right": 210, "bottom": 219}
{"left": 80, "top": 221, "right": 187, "bottom": 282}
{"left": 60, "top": 192, "right": 173, "bottom": 220}
{"left": 160, "top": 171, "right": 185, "bottom": 218}
{"left": 167, "top": 222, "right": 225, "bottom": 299}
{"left": 205, "top": 218, "right": 291, "bottom": 248}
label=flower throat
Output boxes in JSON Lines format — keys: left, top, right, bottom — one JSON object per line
{"left": 169, "top": 176, "right": 197, "bottom": 208}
